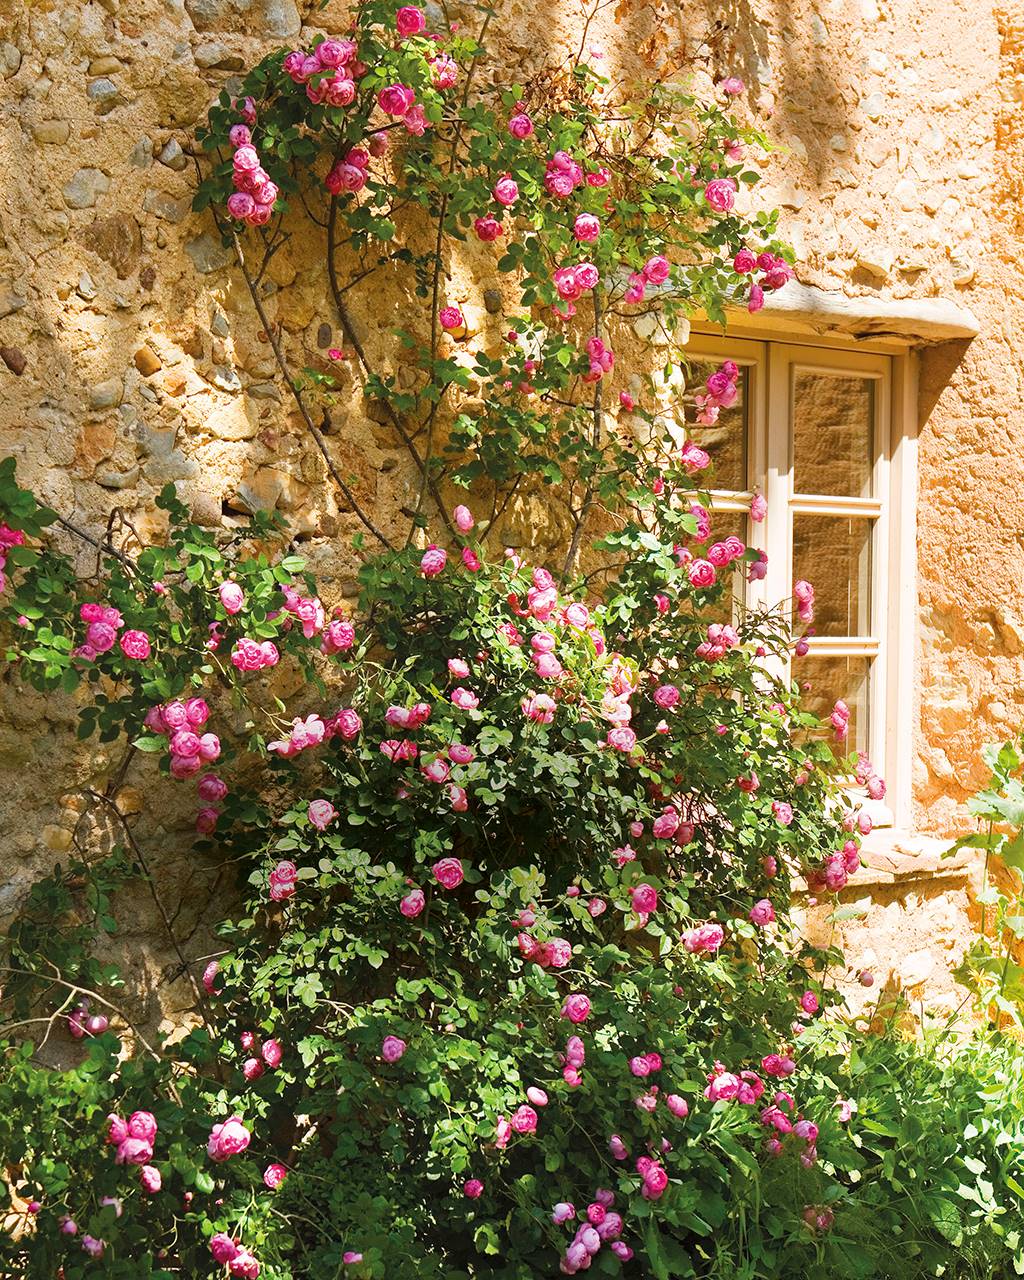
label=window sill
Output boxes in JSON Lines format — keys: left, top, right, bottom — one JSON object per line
{"left": 794, "top": 830, "right": 979, "bottom": 894}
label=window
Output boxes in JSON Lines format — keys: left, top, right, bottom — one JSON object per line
{"left": 683, "top": 333, "right": 918, "bottom": 828}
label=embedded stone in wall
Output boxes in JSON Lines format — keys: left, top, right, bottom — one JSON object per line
{"left": 79, "top": 214, "right": 142, "bottom": 280}
{"left": 184, "top": 0, "right": 301, "bottom": 37}
{"left": 62, "top": 168, "right": 111, "bottom": 210}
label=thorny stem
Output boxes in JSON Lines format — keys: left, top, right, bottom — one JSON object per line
{"left": 325, "top": 199, "right": 455, "bottom": 540}
{"left": 561, "top": 290, "right": 604, "bottom": 582}
{"left": 84, "top": 787, "right": 218, "bottom": 1042}
{"left": 409, "top": 9, "right": 493, "bottom": 540}
{"left": 230, "top": 230, "right": 394, "bottom": 551}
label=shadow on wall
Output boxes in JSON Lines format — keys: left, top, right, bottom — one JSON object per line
{"left": 692, "top": 0, "right": 852, "bottom": 190}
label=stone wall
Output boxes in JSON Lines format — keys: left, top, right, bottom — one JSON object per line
{"left": 0, "top": 0, "right": 1021, "bottom": 1022}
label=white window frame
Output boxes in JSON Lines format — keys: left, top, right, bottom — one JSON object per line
{"left": 685, "top": 330, "right": 919, "bottom": 831}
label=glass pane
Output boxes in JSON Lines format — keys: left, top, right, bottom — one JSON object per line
{"left": 793, "top": 372, "right": 874, "bottom": 498}
{"left": 792, "top": 514, "right": 872, "bottom": 636}
{"left": 797, "top": 655, "right": 871, "bottom": 756}
{"left": 683, "top": 360, "right": 748, "bottom": 491}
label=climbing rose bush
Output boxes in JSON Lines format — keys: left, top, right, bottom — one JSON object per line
{"left": 3, "top": 4, "right": 1022, "bottom": 1280}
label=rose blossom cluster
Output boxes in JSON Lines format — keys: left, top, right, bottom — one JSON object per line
{"left": 693, "top": 360, "right": 739, "bottom": 426}
{"left": 0, "top": 522, "right": 24, "bottom": 594}
{"left": 623, "top": 254, "right": 670, "bottom": 304}
{"left": 267, "top": 712, "right": 326, "bottom": 758}
{"left": 210, "top": 1231, "right": 262, "bottom": 1278}
{"left": 67, "top": 996, "right": 108, "bottom": 1040}
{"left": 73, "top": 602, "right": 151, "bottom": 663}
{"left": 238, "top": 1029, "right": 284, "bottom": 1081}
{"left": 732, "top": 246, "right": 794, "bottom": 313}
{"left": 143, "top": 701, "right": 223, "bottom": 803}
{"left": 704, "top": 1060, "right": 765, "bottom": 1105}
{"left": 231, "top": 637, "right": 280, "bottom": 672}
{"left": 695, "top": 621, "right": 740, "bottom": 661}
{"left": 224, "top": 124, "right": 279, "bottom": 228}
{"left": 793, "top": 578, "right": 815, "bottom": 624}
{"left": 557, "top": 1188, "right": 632, "bottom": 1273}
{"left": 761, "top": 1090, "right": 821, "bottom": 1167}
{"left": 106, "top": 1110, "right": 161, "bottom": 1194}
{"left": 581, "top": 336, "right": 614, "bottom": 382}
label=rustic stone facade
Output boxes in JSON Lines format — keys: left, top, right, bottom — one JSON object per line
{"left": 0, "top": 0, "right": 1021, "bottom": 1020}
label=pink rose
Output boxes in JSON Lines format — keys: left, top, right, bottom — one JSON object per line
{"left": 433, "top": 857, "right": 464, "bottom": 889}
{"left": 688, "top": 559, "right": 716, "bottom": 589}
{"left": 642, "top": 255, "right": 670, "bottom": 284}
{"left": 228, "top": 1248, "right": 261, "bottom": 1278}
{"left": 453, "top": 504, "right": 474, "bottom": 532}
{"left": 127, "top": 1111, "right": 158, "bottom": 1142}
{"left": 653, "top": 684, "right": 679, "bottom": 709}
{"left": 562, "top": 993, "right": 591, "bottom": 1024}
{"left": 733, "top": 248, "right": 757, "bottom": 274}
{"left": 263, "top": 1162, "right": 288, "bottom": 1189}
{"left": 493, "top": 175, "right": 518, "bottom": 206}
{"left": 218, "top": 581, "right": 245, "bottom": 614}
{"left": 115, "top": 1137, "right": 153, "bottom": 1166}
{"left": 119, "top": 629, "right": 151, "bottom": 660}
{"left": 749, "top": 898, "right": 776, "bottom": 926}
{"left": 474, "top": 215, "right": 503, "bottom": 241}
{"left": 421, "top": 545, "right": 447, "bottom": 577}
{"left": 682, "top": 921, "right": 724, "bottom": 954}
{"left": 210, "top": 1233, "right": 240, "bottom": 1264}
{"left": 139, "top": 1165, "right": 161, "bottom": 1194}
{"left": 308, "top": 799, "right": 337, "bottom": 831}
{"left": 401, "top": 888, "right": 426, "bottom": 917}
{"left": 522, "top": 692, "right": 556, "bottom": 723}
{"left": 606, "top": 727, "right": 637, "bottom": 753}
{"left": 207, "top": 1117, "right": 251, "bottom": 1162}
{"left": 511, "top": 1104, "right": 537, "bottom": 1133}
{"left": 382, "top": 1035, "right": 406, "bottom": 1063}
{"left": 573, "top": 213, "right": 600, "bottom": 242}
{"left": 198, "top": 774, "right": 228, "bottom": 803}
{"left": 464, "top": 1178, "right": 484, "bottom": 1198}
{"left": 630, "top": 883, "right": 658, "bottom": 914}
{"left": 395, "top": 4, "right": 425, "bottom": 35}
{"left": 262, "top": 1038, "right": 282, "bottom": 1068}
{"left": 704, "top": 177, "right": 737, "bottom": 212}
{"left": 378, "top": 84, "right": 415, "bottom": 116}
{"left": 450, "top": 686, "right": 479, "bottom": 710}
{"left": 508, "top": 112, "right": 534, "bottom": 138}
{"left": 439, "top": 306, "right": 464, "bottom": 331}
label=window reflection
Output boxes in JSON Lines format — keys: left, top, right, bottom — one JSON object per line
{"left": 793, "top": 372, "right": 874, "bottom": 498}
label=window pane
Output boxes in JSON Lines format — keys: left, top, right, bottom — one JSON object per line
{"left": 798, "top": 655, "right": 871, "bottom": 756}
{"left": 792, "top": 514, "right": 872, "bottom": 636}
{"left": 793, "top": 372, "right": 874, "bottom": 498}
{"left": 684, "top": 361, "right": 748, "bottom": 492}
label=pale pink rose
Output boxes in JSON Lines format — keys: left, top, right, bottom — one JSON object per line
{"left": 453, "top": 504, "right": 474, "bottom": 532}
{"left": 401, "top": 888, "right": 426, "bottom": 917}
{"left": 450, "top": 686, "right": 479, "bottom": 710}
{"left": 308, "top": 799, "right": 337, "bottom": 831}
{"left": 606, "top": 727, "right": 637, "bottom": 753}
{"left": 522, "top": 692, "right": 556, "bottom": 723}
{"left": 704, "top": 177, "right": 737, "bottom": 212}
{"left": 682, "top": 921, "right": 724, "bottom": 954}
{"left": 139, "top": 1165, "right": 161, "bottom": 1193}
{"left": 218, "top": 581, "right": 245, "bottom": 614}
